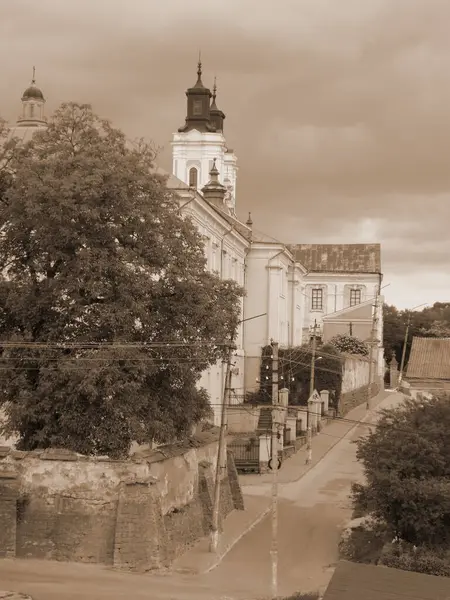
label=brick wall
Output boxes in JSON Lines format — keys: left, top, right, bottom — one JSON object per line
{"left": 0, "top": 471, "right": 18, "bottom": 558}
{"left": 0, "top": 433, "right": 243, "bottom": 570}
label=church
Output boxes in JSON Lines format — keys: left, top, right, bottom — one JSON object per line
{"left": 3, "top": 67, "right": 385, "bottom": 425}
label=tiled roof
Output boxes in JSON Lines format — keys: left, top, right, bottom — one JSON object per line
{"left": 323, "top": 561, "right": 450, "bottom": 600}
{"left": 287, "top": 243, "right": 381, "bottom": 273}
{"left": 406, "top": 336, "right": 450, "bottom": 380}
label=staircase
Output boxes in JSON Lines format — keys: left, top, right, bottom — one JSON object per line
{"left": 256, "top": 407, "right": 272, "bottom": 434}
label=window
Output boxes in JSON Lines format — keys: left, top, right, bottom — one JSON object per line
{"left": 350, "top": 288, "right": 361, "bottom": 307}
{"left": 193, "top": 100, "right": 203, "bottom": 116}
{"left": 311, "top": 288, "right": 323, "bottom": 311}
{"left": 189, "top": 167, "right": 198, "bottom": 188}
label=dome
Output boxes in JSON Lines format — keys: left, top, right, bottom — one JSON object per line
{"left": 22, "top": 84, "right": 44, "bottom": 101}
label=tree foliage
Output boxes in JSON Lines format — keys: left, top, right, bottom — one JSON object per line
{"left": 246, "top": 343, "right": 343, "bottom": 406}
{"left": 383, "top": 302, "right": 450, "bottom": 365}
{"left": 352, "top": 394, "right": 450, "bottom": 547}
{"left": 0, "top": 103, "right": 243, "bottom": 458}
{"left": 329, "top": 333, "right": 369, "bottom": 357}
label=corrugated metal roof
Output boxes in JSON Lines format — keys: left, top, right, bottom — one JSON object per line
{"left": 406, "top": 336, "right": 450, "bottom": 380}
{"left": 287, "top": 243, "right": 381, "bottom": 273}
{"left": 323, "top": 561, "right": 450, "bottom": 600}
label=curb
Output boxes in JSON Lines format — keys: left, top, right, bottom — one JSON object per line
{"left": 201, "top": 503, "right": 271, "bottom": 574}
{"left": 288, "top": 394, "right": 389, "bottom": 485}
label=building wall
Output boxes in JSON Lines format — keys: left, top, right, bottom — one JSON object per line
{"left": 302, "top": 274, "right": 379, "bottom": 341}
{"left": 172, "top": 130, "right": 238, "bottom": 211}
{"left": 243, "top": 245, "right": 305, "bottom": 392}
{"left": 178, "top": 194, "right": 247, "bottom": 423}
{"left": 0, "top": 433, "right": 242, "bottom": 568}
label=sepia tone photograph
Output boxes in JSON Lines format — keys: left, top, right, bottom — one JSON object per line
{"left": 0, "top": 1, "right": 450, "bottom": 599}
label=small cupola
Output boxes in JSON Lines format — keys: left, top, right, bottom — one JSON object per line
{"left": 201, "top": 159, "right": 227, "bottom": 207}
{"left": 209, "top": 78, "right": 225, "bottom": 132}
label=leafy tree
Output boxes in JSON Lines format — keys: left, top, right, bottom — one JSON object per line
{"left": 247, "top": 343, "right": 343, "bottom": 406}
{"left": 352, "top": 394, "right": 450, "bottom": 547}
{"left": 329, "top": 333, "right": 369, "bottom": 356}
{"left": 383, "top": 303, "right": 405, "bottom": 363}
{"left": 0, "top": 103, "right": 243, "bottom": 458}
{"left": 383, "top": 302, "right": 450, "bottom": 366}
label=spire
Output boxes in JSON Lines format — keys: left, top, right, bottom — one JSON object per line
{"left": 195, "top": 51, "right": 203, "bottom": 87}
{"left": 178, "top": 56, "right": 214, "bottom": 133}
{"left": 32, "top": 65, "right": 36, "bottom": 84}
{"left": 209, "top": 76, "right": 225, "bottom": 132}
{"left": 211, "top": 77, "right": 217, "bottom": 107}
{"left": 246, "top": 212, "right": 253, "bottom": 228}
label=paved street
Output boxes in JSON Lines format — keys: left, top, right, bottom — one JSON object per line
{"left": 0, "top": 392, "right": 403, "bottom": 600}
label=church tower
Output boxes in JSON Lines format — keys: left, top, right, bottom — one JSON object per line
{"left": 16, "top": 67, "right": 47, "bottom": 129}
{"left": 171, "top": 60, "right": 238, "bottom": 214}
{"left": 9, "top": 68, "right": 48, "bottom": 143}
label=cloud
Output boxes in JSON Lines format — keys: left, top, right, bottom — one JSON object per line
{"left": 1, "top": 0, "right": 449, "bottom": 308}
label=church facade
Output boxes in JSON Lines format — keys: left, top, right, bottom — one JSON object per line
{"left": 3, "top": 68, "right": 385, "bottom": 425}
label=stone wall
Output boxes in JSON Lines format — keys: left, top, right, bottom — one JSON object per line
{"left": 0, "top": 431, "right": 243, "bottom": 570}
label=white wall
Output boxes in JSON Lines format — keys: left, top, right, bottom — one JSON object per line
{"left": 302, "top": 274, "right": 380, "bottom": 342}
{"left": 243, "top": 244, "right": 307, "bottom": 392}
{"left": 172, "top": 129, "right": 238, "bottom": 210}
{"left": 174, "top": 190, "right": 248, "bottom": 424}
{"left": 341, "top": 355, "right": 370, "bottom": 393}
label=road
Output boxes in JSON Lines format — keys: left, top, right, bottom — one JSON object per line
{"left": 0, "top": 392, "right": 403, "bottom": 600}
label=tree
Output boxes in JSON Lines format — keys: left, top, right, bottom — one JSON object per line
{"left": 383, "top": 304, "right": 405, "bottom": 363}
{"left": 352, "top": 394, "right": 450, "bottom": 547}
{"left": 247, "top": 343, "right": 343, "bottom": 406}
{"left": 329, "top": 333, "right": 369, "bottom": 357}
{"left": 383, "top": 302, "right": 450, "bottom": 366}
{"left": 0, "top": 103, "right": 243, "bottom": 458}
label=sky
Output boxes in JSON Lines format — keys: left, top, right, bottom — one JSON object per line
{"left": 1, "top": 0, "right": 449, "bottom": 310}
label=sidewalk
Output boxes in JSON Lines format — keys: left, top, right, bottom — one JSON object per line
{"left": 171, "top": 494, "right": 270, "bottom": 574}
{"left": 241, "top": 388, "right": 392, "bottom": 488}
{"left": 172, "top": 389, "right": 394, "bottom": 575}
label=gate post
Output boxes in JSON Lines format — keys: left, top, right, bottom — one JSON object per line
{"left": 259, "top": 434, "right": 271, "bottom": 473}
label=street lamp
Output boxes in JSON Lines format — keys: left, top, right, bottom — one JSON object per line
{"left": 398, "top": 303, "right": 428, "bottom": 385}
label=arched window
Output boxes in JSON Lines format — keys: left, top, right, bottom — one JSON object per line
{"left": 189, "top": 167, "right": 198, "bottom": 189}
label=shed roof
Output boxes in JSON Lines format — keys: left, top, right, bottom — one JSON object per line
{"left": 406, "top": 336, "right": 450, "bottom": 380}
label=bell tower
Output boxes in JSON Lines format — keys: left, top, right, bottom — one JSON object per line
{"left": 17, "top": 67, "right": 47, "bottom": 128}
{"left": 172, "top": 60, "right": 238, "bottom": 212}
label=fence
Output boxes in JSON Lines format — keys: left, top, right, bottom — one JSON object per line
{"left": 228, "top": 437, "right": 260, "bottom": 474}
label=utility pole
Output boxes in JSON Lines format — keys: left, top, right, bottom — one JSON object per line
{"left": 306, "top": 319, "right": 317, "bottom": 465}
{"left": 366, "top": 287, "right": 380, "bottom": 411}
{"left": 398, "top": 312, "right": 411, "bottom": 387}
{"left": 398, "top": 304, "right": 427, "bottom": 386}
{"left": 270, "top": 340, "right": 279, "bottom": 600}
{"left": 210, "top": 342, "right": 235, "bottom": 553}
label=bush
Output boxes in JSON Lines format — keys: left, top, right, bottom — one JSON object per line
{"left": 329, "top": 333, "right": 369, "bottom": 356}
{"left": 339, "top": 521, "right": 390, "bottom": 565}
{"left": 379, "top": 542, "right": 450, "bottom": 577}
